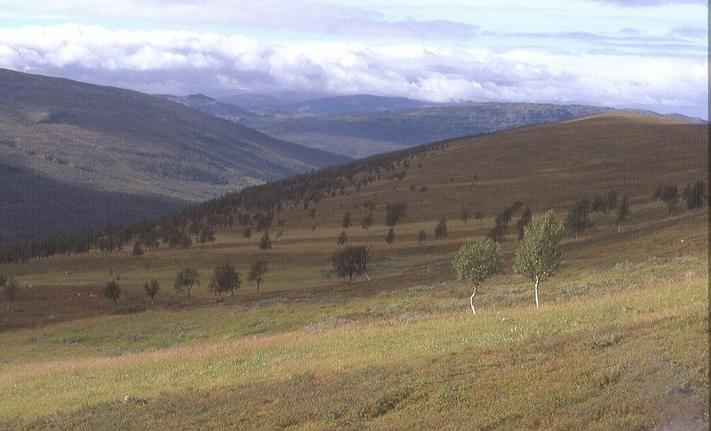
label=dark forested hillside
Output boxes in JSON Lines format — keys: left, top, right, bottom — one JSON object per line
{"left": 0, "top": 165, "right": 184, "bottom": 243}
{"left": 0, "top": 68, "right": 348, "bottom": 202}
{"left": 0, "top": 69, "right": 349, "bottom": 242}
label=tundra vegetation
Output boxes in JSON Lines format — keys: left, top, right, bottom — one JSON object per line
{"left": 0, "top": 114, "right": 706, "bottom": 430}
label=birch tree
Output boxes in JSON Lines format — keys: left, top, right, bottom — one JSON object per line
{"left": 452, "top": 238, "right": 503, "bottom": 315}
{"left": 514, "top": 210, "right": 562, "bottom": 308}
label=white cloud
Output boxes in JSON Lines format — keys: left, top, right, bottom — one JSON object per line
{"left": 1, "top": 0, "right": 478, "bottom": 40}
{"left": 0, "top": 24, "right": 706, "bottom": 117}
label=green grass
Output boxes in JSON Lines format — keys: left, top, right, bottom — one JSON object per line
{"left": 0, "top": 173, "right": 707, "bottom": 430}
{"left": 0, "top": 207, "right": 707, "bottom": 429}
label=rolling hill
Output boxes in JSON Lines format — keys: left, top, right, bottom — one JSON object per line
{"left": 0, "top": 112, "right": 706, "bottom": 429}
{"left": 0, "top": 69, "right": 348, "bottom": 241}
{"left": 166, "top": 111, "right": 707, "bottom": 230}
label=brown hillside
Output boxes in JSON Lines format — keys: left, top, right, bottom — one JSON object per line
{"left": 272, "top": 113, "right": 707, "bottom": 228}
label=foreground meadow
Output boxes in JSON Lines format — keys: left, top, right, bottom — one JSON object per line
{"left": 0, "top": 204, "right": 707, "bottom": 430}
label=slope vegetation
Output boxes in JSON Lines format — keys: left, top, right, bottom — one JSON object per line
{"left": 0, "top": 113, "right": 706, "bottom": 429}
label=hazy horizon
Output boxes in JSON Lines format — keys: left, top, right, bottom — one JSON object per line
{"left": 0, "top": 0, "right": 707, "bottom": 119}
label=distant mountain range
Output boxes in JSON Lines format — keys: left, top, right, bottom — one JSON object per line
{"left": 167, "top": 94, "right": 704, "bottom": 159}
{"left": 276, "top": 94, "right": 433, "bottom": 115}
{"left": 0, "top": 69, "right": 347, "bottom": 242}
{"left": 163, "top": 94, "right": 610, "bottom": 157}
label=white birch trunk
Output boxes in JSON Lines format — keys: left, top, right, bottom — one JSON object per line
{"left": 469, "top": 285, "right": 477, "bottom": 315}
{"left": 534, "top": 276, "right": 540, "bottom": 309}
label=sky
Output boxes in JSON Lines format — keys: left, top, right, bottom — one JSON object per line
{"left": 0, "top": 0, "right": 707, "bottom": 118}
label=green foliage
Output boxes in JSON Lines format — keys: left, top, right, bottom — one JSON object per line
{"left": 143, "top": 279, "right": 160, "bottom": 307}
{"left": 209, "top": 263, "right": 241, "bottom": 299}
{"left": 331, "top": 246, "right": 369, "bottom": 282}
{"left": 514, "top": 210, "right": 562, "bottom": 307}
{"left": 103, "top": 280, "right": 121, "bottom": 312}
{"left": 487, "top": 217, "right": 507, "bottom": 242}
{"left": 174, "top": 267, "right": 199, "bottom": 300}
{"left": 452, "top": 238, "right": 504, "bottom": 287}
{"left": 248, "top": 261, "right": 268, "bottom": 293}
{"left": 514, "top": 210, "right": 562, "bottom": 281}
{"left": 516, "top": 206, "right": 532, "bottom": 240}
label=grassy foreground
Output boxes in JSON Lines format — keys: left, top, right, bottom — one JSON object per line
{"left": 0, "top": 209, "right": 707, "bottom": 430}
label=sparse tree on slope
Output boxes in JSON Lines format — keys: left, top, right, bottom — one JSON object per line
{"left": 385, "top": 228, "right": 395, "bottom": 245}
{"left": 259, "top": 231, "right": 272, "bottom": 250}
{"left": 132, "top": 241, "right": 143, "bottom": 256}
{"left": 514, "top": 210, "right": 562, "bottom": 309}
{"left": 452, "top": 238, "right": 503, "bottom": 315}
{"left": 683, "top": 181, "right": 706, "bottom": 210}
{"left": 616, "top": 196, "right": 630, "bottom": 232}
{"left": 434, "top": 219, "right": 448, "bottom": 240}
{"left": 248, "top": 261, "right": 268, "bottom": 294}
{"left": 361, "top": 213, "right": 374, "bottom": 230}
{"left": 104, "top": 279, "right": 121, "bottom": 312}
{"left": 342, "top": 212, "right": 352, "bottom": 229}
{"left": 565, "top": 199, "right": 592, "bottom": 237}
{"left": 337, "top": 230, "right": 349, "bottom": 247}
{"left": 461, "top": 207, "right": 470, "bottom": 224}
{"left": 487, "top": 216, "right": 507, "bottom": 243}
{"left": 175, "top": 267, "right": 199, "bottom": 301}
{"left": 516, "top": 206, "right": 532, "bottom": 240}
{"left": 332, "top": 246, "right": 369, "bottom": 283}
{"left": 198, "top": 225, "right": 216, "bottom": 244}
{"left": 385, "top": 204, "right": 407, "bottom": 226}
{"left": 144, "top": 279, "right": 160, "bottom": 307}
{"left": 607, "top": 190, "right": 618, "bottom": 212}
{"left": 209, "top": 263, "right": 241, "bottom": 300}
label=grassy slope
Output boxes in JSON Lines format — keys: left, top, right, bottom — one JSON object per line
{"left": 0, "top": 113, "right": 707, "bottom": 429}
{"left": 256, "top": 113, "right": 707, "bottom": 228}
{"left": 0, "top": 210, "right": 706, "bottom": 430}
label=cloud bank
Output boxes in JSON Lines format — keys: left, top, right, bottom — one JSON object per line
{"left": 0, "top": 24, "right": 707, "bottom": 118}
